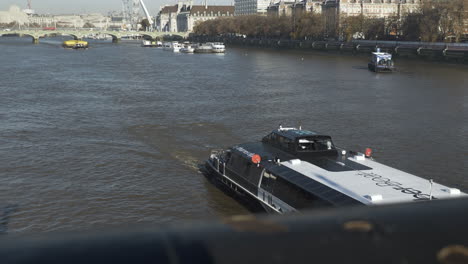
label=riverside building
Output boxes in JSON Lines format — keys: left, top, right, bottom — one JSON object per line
{"left": 267, "top": 0, "right": 323, "bottom": 16}
{"left": 156, "top": 1, "right": 234, "bottom": 32}
{"left": 322, "top": 0, "right": 422, "bottom": 37}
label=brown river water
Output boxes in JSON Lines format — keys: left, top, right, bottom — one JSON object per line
{"left": 0, "top": 37, "right": 467, "bottom": 234}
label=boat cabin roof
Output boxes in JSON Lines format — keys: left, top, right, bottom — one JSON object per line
{"left": 372, "top": 52, "right": 392, "bottom": 59}
{"left": 271, "top": 127, "right": 331, "bottom": 141}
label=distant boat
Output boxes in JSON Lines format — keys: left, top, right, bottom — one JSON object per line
{"left": 180, "top": 43, "right": 195, "bottom": 53}
{"left": 172, "top": 42, "right": 182, "bottom": 52}
{"left": 210, "top": 42, "right": 225, "bottom": 53}
{"left": 194, "top": 42, "right": 226, "bottom": 53}
{"left": 141, "top": 40, "right": 160, "bottom": 47}
{"left": 163, "top": 41, "right": 182, "bottom": 52}
{"left": 63, "top": 40, "right": 88, "bottom": 49}
{"left": 368, "top": 50, "right": 394, "bottom": 73}
{"left": 194, "top": 43, "right": 213, "bottom": 53}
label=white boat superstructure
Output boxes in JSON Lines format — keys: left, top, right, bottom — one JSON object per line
{"left": 141, "top": 40, "right": 160, "bottom": 47}
{"left": 162, "top": 41, "right": 182, "bottom": 52}
{"left": 171, "top": 42, "right": 182, "bottom": 52}
{"left": 162, "top": 42, "right": 172, "bottom": 50}
{"left": 279, "top": 153, "right": 463, "bottom": 206}
{"left": 194, "top": 43, "right": 213, "bottom": 53}
{"left": 209, "top": 42, "right": 225, "bottom": 53}
{"left": 180, "top": 44, "right": 195, "bottom": 53}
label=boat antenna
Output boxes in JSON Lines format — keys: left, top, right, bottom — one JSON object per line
{"left": 429, "top": 179, "right": 433, "bottom": 200}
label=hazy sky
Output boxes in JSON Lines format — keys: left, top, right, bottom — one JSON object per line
{"left": 0, "top": 0, "right": 231, "bottom": 14}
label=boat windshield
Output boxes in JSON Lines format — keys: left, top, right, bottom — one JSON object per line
{"left": 297, "top": 138, "right": 334, "bottom": 152}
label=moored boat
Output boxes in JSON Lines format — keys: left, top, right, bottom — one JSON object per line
{"left": 205, "top": 126, "right": 465, "bottom": 213}
{"left": 210, "top": 42, "right": 225, "bottom": 53}
{"left": 194, "top": 44, "right": 213, "bottom": 53}
{"left": 180, "top": 44, "right": 195, "bottom": 53}
{"left": 141, "top": 40, "right": 160, "bottom": 47}
{"left": 163, "top": 41, "right": 182, "bottom": 52}
{"left": 171, "top": 42, "right": 182, "bottom": 52}
{"left": 62, "top": 40, "right": 88, "bottom": 49}
{"left": 162, "top": 42, "right": 172, "bottom": 50}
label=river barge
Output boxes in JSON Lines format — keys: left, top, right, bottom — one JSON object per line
{"left": 205, "top": 126, "right": 465, "bottom": 213}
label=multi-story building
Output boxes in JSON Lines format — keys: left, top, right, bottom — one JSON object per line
{"left": 27, "top": 14, "right": 56, "bottom": 27}
{"left": 177, "top": 5, "right": 234, "bottom": 32}
{"left": 267, "top": 0, "right": 323, "bottom": 16}
{"left": 322, "top": 0, "right": 422, "bottom": 37}
{"left": 156, "top": 4, "right": 179, "bottom": 32}
{"left": 156, "top": 1, "right": 234, "bottom": 32}
{"left": 234, "top": 0, "right": 271, "bottom": 15}
{"left": 338, "top": 0, "right": 420, "bottom": 18}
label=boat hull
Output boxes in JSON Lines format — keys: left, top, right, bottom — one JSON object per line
{"left": 194, "top": 48, "right": 213, "bottom": 53}
{"left": 368, "top": 62, "right": 394, "bottom": 73}
{"left": 204, "top": 160, "right": 265, "bottom": 213}
{"left": 63, "top": 40, "right": 88, "bottom": 49}
{"left": 180, "top": 48, "right": 194, "bottom": 53}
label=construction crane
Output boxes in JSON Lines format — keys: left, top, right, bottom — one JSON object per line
{"left": 122, "top": 0, "right": 153, "bottom": 31}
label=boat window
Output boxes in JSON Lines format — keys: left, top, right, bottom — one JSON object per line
{"left": 260, "top": 170, "right": 276, "bottom": 192}
{"left": 297, "top": 138, "right": 335, "bottom": 152}
{"left": 272, "top": 177, "right": 332, "bottom": 209}
{"left": 263, "top": 133, "right": 276, "bottom": 143}
{"left": 228, "top": 153, "right": 244, "bottom": 170}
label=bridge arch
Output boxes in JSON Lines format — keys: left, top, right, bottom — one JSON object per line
{"left": 140, "top": 34, "right": 154, "bottom": 40}
{"left": 56, "top": 33, "right": 79, "bottom": 40}
{"left": 16, "top": 33, "right": 39, "bottom": 44}
{"left": 0, "top": 32, "right": 36, "bottom": 42}
{"left": 98, "top": 33, "right": 120, "bottom": 43}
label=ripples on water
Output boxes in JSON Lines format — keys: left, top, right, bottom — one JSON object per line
{"left": 0, "top": 37, "right": 467, "bottom": 234}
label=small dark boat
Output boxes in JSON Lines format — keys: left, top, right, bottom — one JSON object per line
{"left": 368, "top": 51, "right": 394, "bottom": 72}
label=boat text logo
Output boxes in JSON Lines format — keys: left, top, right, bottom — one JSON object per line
{"left": 358, "top": 172, "right": 430, "bottom": 199}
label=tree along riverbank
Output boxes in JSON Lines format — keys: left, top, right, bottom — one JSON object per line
{"left": 189, "top": 36, "right": 468, "bottom": 64}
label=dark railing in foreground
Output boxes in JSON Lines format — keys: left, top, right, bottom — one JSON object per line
{"left": 190, "top": 36, "right": 468, "bottom": 61}
{"left": 1, "top": 197, "right": 468, "bottom": 264}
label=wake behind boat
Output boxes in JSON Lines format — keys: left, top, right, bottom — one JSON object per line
{"left": 205, "top": 126, "right": 465, "bottom": 213}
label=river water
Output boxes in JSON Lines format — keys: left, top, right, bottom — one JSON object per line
{"left": 0, "top": 37, "right": 467, "bottom": 234}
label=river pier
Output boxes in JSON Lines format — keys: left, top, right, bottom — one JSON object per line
{"left": 191, "top": 36, "right": 468, "bottom": 63}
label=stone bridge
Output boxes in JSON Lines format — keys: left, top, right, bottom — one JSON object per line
{"left": 0, "top": 29, "right": 188, "bottom": 44}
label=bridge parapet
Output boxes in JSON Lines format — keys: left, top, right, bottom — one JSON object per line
{"left": 1, "top": 30, "right": 188, "bottom": 44}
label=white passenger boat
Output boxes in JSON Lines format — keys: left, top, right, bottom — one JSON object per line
{"left": 206, "top": 126, "right": 466, "bottom": 213}
{"left": 162, "top": 42, "right": 173, "bottom": 50}
{"left": 210, "top": 42, "right": 225, "bottom": 53}
{"left": 141, "top": 40, "right": 158, "bottom": 47}
{"left": 180, "top": 44, "right": 195, "bottom": 53}
{"left": 194, "top": 43, "right": 213, "bottom": 53}
{"left": 171, "top": 42, "right": 182, "bottom": 52}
